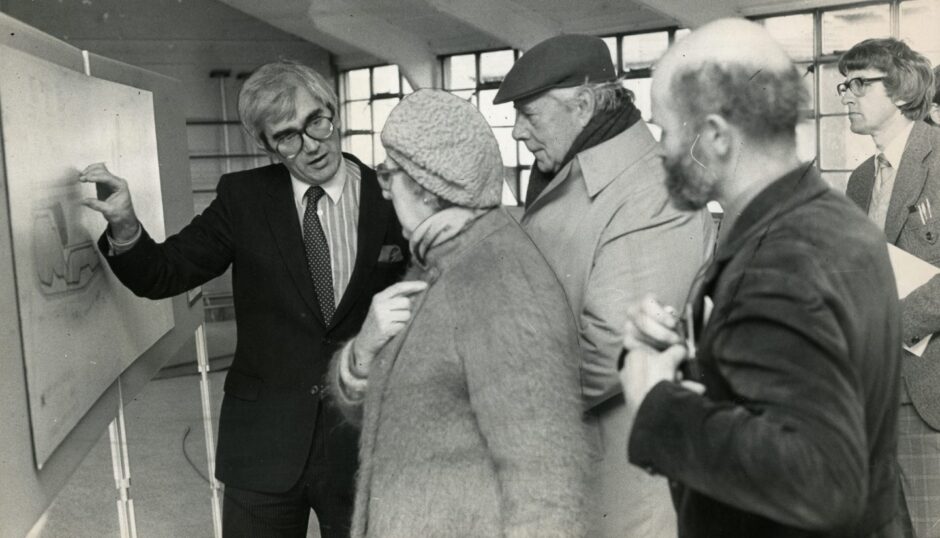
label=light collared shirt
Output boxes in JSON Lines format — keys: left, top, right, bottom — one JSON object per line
{"left": 291, "top": 157, "right": 361, "bottom": 305}
{"left": 868, "top": 120, "right": 915, "bottom": 228}
{"left": 878, "top": 120, "right": 915, "bottom": 171}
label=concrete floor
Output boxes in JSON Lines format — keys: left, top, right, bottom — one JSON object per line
{"left": 32, "top": 370, "right": 225, "bottom": 538}
{"left": 26, "top": 321, "right": 323, "bottom": 537}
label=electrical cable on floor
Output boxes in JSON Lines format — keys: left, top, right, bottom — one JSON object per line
{"left": 182, "top": 425, "right": 211, "bottom": 484}
{"left": 154, "top": 360, "right": 231, "bottom": 380}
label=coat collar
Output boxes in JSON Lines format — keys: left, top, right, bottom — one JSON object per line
{"left": 526, "top": 121, "right": 657, "bottom": 211}
{"left": 713, "top": 162, "right": 825, "bottom": 265}
{"left": 419, "top": 208, "right": 506, "bottom": 275}
{"left": 264, "top": 163, "right": 323, "bottom": 321}
{"left": 883, "top": 121, "right": 934, "bottom": 244}
{"left": 845, "top": 157, "right": 876, "bottom": 215}
{"left": 579, "top": 120, "right": 658, "bottom": 197}
{"left": 846, "top": 122, "right": 935, "bottom": 244}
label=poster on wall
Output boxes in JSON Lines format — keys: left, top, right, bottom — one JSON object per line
{"left": 0, "top": 45, "right": 175, "bottom": 468}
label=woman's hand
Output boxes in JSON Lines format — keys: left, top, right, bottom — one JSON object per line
{"left": 352, "top": 280, "right": 429, "bottom": 375}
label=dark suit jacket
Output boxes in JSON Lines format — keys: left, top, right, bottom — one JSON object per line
{"left": 630, "top": 165, "right": 903, "bottom": 537}
{"left": 846, "top": 121, "right": 940, "bottom": 431}
{"left": 99, "top": 154, "right": 407, "bottom": 493}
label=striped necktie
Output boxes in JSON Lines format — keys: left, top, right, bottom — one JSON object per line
{"left": 303, "top": 186, "right": 335, "bottom": 325}
{"left": 869, "top": 153, "right": 893, "bottom": 229}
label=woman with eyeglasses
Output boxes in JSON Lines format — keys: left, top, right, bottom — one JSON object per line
{"left": 328, "top": 89, "right": 590, "bottom": 538}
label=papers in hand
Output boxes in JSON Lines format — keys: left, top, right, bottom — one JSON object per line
{"left": 887, "top": 244, "right": 938, "bottom": 356}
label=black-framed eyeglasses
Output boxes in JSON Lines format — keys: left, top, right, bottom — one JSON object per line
{"left": 837, "top": 76, "right": 886, "bottom": 97}
{"left": 273, "top": 116, "right": 334, "bottom": 159}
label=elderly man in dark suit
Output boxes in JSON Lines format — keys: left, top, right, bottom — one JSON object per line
{"left": 80, "top": 60, "right": 407, "bottom": 538}
{"left": 840, "top": 38, "right": 940, "bottom": 538}
{"left": 620, "top": 19, "right": 903, "bottom": 537}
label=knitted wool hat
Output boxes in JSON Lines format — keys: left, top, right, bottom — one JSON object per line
{"left": 381, "top": 89, "right": 503, "bottom": 208}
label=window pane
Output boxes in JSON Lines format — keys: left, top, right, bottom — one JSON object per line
{"left": 603, "top": 37, "right": 618, "bottom": 69}
{"left": 345, "top": 69, "right": 370, "bottom": 101}
{"left": 622, "top": 32, "right": 668, "bottom": 71}
{"left": 480, "top": 50, "right": 515, "bottom": 84}
{"left": 819, "top": 115, "right": 875, "bottom": 170}
{"left": 371, "top": 98, "right": 399, "bottom": 132}
{"left": 501, "top": 178, "right": 519, "bottom": 206}
{"left": 444, "top": 54, "right": 476, "bottom": 90}
{"left": 818, "top": 62, "right": 846, "bottom": 116}
{"left": 822, "top": 171, "right": 851, "bottom": 193}
{"left": 518, "top": 142, "right": 534, "bottom": 165}
{"left": 343, "top": 101, "right": 372, "bottom": 132}
{"left": 519, "top": 168, "right": 531, "bottom": 204}
{"left": 762, "top": 14, "right": 814, "bottom": 61}
{"left": 373, "top": 65, "right": 400, "bottom": 95}
{"left": 901, "top": 0, "right": 940, "bottom": 64}
{"left": 492, "top": 127, "right": 517, "bottom": 166}
{"left": 344, "top": 134, "right": 373, "bottom": 166}
{"left": 373, "top": 133, "right": 387, "bottom": 165}
{"left": 450, "top": 89, "right": 477, "bottom": 107}
{"left": 479, "top": 89, "right": 515, "bottom": 126}
{"left": 622, "top": 78, "right": 652, "bottom": 120}
{"left": 821, "top": 5, "right": 890, "bottom": 56}
{"left": 796, "top": 118, "right": 816, "bottom": 163}
{"left": 795, "top": 62, "right": 815, "bottom": 112}
{"left": 674, "top": 28, "right": 691, "bottom": 43}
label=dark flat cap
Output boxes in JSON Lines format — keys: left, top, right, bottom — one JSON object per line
{"left": 493, "top": 34, "right": 616, "bottom": 104}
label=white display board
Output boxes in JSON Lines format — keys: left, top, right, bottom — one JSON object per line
{"left": 0, "top": 45, "right": 174, "bottom": 468}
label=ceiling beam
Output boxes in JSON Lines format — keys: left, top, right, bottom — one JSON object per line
{"left": 631, "top": 0, "right": 741, "bottom": 29}
{"left": 425, "top": 0, "right": 560, "bottom": 51}
{"left": 307, "top": 1, "right": 438, "bottom": 88}
{"left": 216, "top": 0, "right": 362, "bottom": 60}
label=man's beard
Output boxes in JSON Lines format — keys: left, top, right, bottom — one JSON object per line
{"left": 663, "top": 151, "right": 716, "bottom": 211}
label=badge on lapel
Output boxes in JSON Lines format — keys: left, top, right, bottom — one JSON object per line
{"left": 378, "top": 244, "right": 404, "bottom": 263}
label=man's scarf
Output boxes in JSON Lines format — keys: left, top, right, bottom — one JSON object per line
{"left": 524, "top": 100, "right": 642, "bottom": 207}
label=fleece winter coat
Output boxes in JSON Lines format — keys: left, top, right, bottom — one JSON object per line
{"left": 331, "top": 207, "right": 590, "bottom": 538}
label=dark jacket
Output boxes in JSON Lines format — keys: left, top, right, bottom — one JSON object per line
{"left": 846, "top": 121, "right": 940, "bottom": 429}
{"left": 629, "top": 164, "right": 903, "bottom": 537}
{"left": 99, "top": 155, "right": 407, "bottom": 493}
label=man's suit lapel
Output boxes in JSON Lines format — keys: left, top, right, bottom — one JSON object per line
{"left": 263, "top": 165, "right": 325, "bottom": 324}
{"left": 332, "top": 158, "right": 390, "bottom": 327}
{"left": 845, "top": 157, "right": 876, "bottom": 212}
{"left": 885, "top": 122, "right": 932, "bottom": 244}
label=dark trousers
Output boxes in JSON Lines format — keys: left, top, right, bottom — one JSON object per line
{"left": 221, "top": 404, "right": 357, "bottom": 538}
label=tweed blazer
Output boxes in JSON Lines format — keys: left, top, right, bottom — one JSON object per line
{"left": 846, "top": 121, "right": 940, "bottom": 430}
{"left": 331, "top": 208, "right": 590, "bottom": 538}
{"left": 100, "top": 155, "right": 407, "bottom": 493}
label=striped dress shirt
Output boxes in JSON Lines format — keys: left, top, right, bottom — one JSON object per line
{"left": 291, "top": 158, "right": 360, "bottom": 306}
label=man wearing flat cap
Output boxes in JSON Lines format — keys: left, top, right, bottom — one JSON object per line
{"left": 495, "top": 34, "right": 715, "bottom": 537}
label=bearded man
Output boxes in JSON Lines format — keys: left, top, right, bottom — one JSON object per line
{"left": 618, "top": 18, "right": 905, "bottom": 537}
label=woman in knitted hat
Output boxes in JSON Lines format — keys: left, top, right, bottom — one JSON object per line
{"left": 329, "top": 89, "right": 590, "bottom": 537}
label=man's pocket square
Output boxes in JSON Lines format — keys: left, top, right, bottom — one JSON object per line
{"left": 378, "top": 244, "right": 404, "bottom": 263}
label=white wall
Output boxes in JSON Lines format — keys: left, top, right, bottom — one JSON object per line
{"left": 0, "top": 0, "right": 335, "bottom": 301}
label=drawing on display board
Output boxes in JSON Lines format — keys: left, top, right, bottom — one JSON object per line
{"left": 0, "top": 45, "right": 175, "bottom": 468}
{"left": 33, "top": 198, "right": 102, "bottom": 294}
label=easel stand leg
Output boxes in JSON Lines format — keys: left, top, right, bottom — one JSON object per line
{"left": 195, "top": 322, "right": 223, "bottom": 537}
{"left": 109, "top": 379, "right": 137, "bottom": 538}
